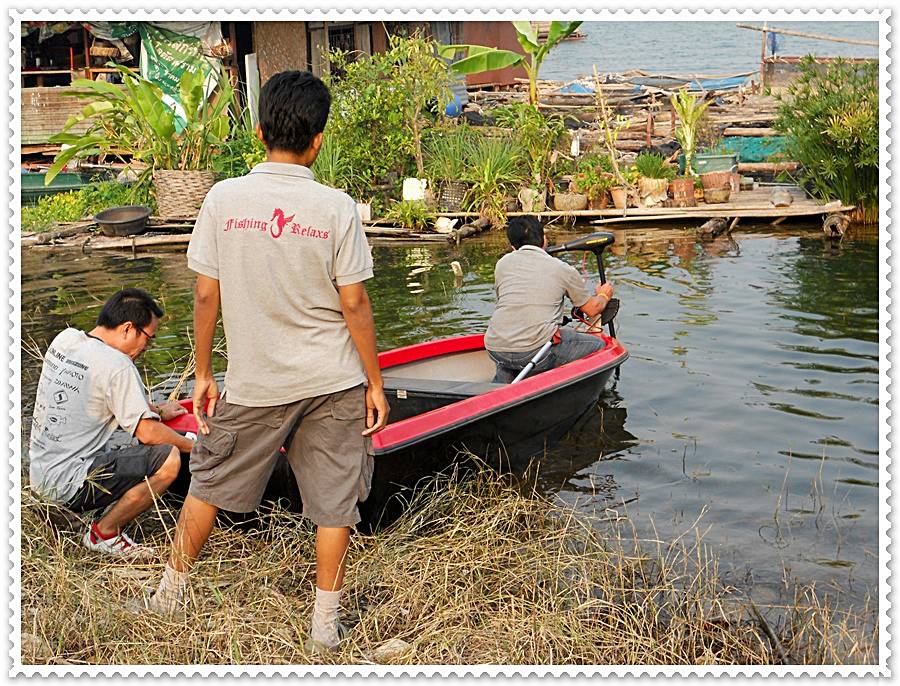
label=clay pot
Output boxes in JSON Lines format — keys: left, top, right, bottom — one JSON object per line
{"left": 669, "top": 179, "right": 697, "bottom": 208}
{"left": 610, "top": 186, "right": 628, "bottom": 210}
{"left": 589, "top": 192, "right": 609, "bottom": 210}
{"left": 637, "top": 177, "right": 669, "bottom": 208}
{"left": 700, "top": 171, "right": 733, "bottom": 191}
{"left": 552, "top": 192, "right": 589, "bottom": 212}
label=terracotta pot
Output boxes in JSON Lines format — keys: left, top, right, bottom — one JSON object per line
{"left": 669, "top": 178, "right": 697, "bottom": 208}
{"left": 700, "top": 171, "right": 733, "bottom": 191}
{"left": 637, "top": 177, "right": 669, "bottom": 208}
{"left": 610, "top": 186, "right": 628, "bottom": 210}
{"left": 729, "top": 172, "right": 742, "bottom": 194}
{"left": 589, "top": 192, "right": 609, "bottom": 210}
{"left": 552, "top": 192, "right": 589, "bottom": 212}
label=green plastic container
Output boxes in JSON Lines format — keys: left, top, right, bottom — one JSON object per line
{"left": 678, "top": 152, "right": 739, "bottom": 175}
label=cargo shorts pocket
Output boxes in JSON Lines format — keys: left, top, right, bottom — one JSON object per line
{"left": 191, "top": 427, "right": 237, "bottom": 473}
{"left": 358, "top": 439, "right": 374, "bottom": 502}
{"left": 331, "top": 387, "right": 366, "bottom": 421}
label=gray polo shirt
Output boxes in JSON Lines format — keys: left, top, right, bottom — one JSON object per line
{"left": 29, "top": 328, "right": 159, "bottom": 503}
{"left": 187, "top": 162, "right": 374, "bottom": 407}
{"left": 484, "top": 245, "right": 591, "bottom": 353}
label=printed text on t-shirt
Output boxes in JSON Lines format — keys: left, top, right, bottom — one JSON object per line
{"left": 224, "top": 208, "right": 330, "bottom": 240}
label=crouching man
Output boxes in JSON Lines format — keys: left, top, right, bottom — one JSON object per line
{"left": 28, "top": 288, "right": 195, "bottom": 559}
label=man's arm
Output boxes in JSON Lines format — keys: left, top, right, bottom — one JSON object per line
{"left": 193, "top": 274, "right": 221, "bottom": 435}
{"left": 135, "top": 418, "right": 194, "bottom": 453}
{"left": 338, "top": 282, "right": 389, "bottom": 436}
{"left": 578, "top": 282, "right": 614, "bottom": 318}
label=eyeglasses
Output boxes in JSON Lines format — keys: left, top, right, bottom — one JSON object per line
{"left": 136, "top": 326, "right": 155, "bottom": 341}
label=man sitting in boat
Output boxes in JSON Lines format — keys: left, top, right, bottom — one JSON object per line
{"left": 28, "top": 288, "right": 194, "bottom": 558}
{"left": 485, "top": 216, "right": 614, "bottom": 383}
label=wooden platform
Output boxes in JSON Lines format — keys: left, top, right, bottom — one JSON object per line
{"left": 437, "top": 187, "right": 852, "bottom": 225}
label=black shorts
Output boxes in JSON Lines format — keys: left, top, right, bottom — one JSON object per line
{"left": 66, "top": 444, "right": 173, "bottom": 513}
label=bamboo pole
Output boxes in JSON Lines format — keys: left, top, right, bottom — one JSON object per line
{"left": 737, "top": 23, "right": 879, "bottom": 47}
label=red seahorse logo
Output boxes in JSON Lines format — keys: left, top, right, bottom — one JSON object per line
{"left": 270, "top": 208, "right": 295, "bottom": 238}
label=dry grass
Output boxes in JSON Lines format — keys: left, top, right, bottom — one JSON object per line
{"left": 20, "top": 466, "right": 877, "bottom": 666}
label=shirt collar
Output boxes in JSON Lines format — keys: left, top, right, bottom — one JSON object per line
{"left": 249, "top": 162, "right": 315, "bottom": 180}
{"left": 517, "top": 245, "right": 547, "bottom": 254}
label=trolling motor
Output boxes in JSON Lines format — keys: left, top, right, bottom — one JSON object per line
{"left": 547, "top": 231, "right": 617, "bottom": 339}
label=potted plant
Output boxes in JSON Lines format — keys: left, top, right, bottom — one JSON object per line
{"left": 47, "top": 65, "right": 238, "bottom": 218}
{"left": 461, "top": 135, "right": 526, "bottom": 224}
{"left": 423, "top": 125, "right": 475, "bottom": 211}
{"left": 670, "top": 89, "right": 711, "bottom": 181}
{"left": 633, "top": 153, "right": 677, "bottom": 207}
{"left": 571, "top": 154, "right": 616, "bottom": 209}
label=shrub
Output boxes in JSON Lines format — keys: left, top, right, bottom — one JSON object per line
{"left": 634, "top": 153, "right": 677, "bottom": 181}
{"left": 384, "top": 199, "right": 436, "bottom": 231}
{"left": 774, "top": 56, "right": 878, "bottom": 224}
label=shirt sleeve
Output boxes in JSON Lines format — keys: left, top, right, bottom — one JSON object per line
{"left": 560, "top": 262, "right": 591, "bottom": 308}
{"left": 106, "top": 366, "right": 159, "bottom": 437}
{"left": 334, "top": 201, "right": 374, "bottom": 286}
{"left": 187, "top": 189, "right": 220, "bottom": 280}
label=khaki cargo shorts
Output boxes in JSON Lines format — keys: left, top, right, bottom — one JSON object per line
{"left": 188, "top": 384, "right": 373, "bottom": 527}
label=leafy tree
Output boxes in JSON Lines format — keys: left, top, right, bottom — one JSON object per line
{"left": 775, "top": 56, "right": 879, "bottom": 224}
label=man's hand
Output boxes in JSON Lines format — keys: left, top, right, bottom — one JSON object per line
{"left": 362, "top": 384, "right": 390, "bottom": 436}
{"left": 193, "top": 375, "right": 220, "bottom": 436}
{"left": 595, "top": 282, "right": 614, "bottom": 301}
{"left": 156, "top": 400, "right": 188, "bottom": 423}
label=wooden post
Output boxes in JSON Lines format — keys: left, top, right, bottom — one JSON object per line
{"left": 760, "top": 22, "right": 768, "bottom": 90}
{"left": 645, "top": 112, "right": 653, "bottom": 147}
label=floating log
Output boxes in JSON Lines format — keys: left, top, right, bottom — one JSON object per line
{"left": 697, "top": 217, "right": 729, "bottom": 239}
{"left": 823, "top": 213, "right": 850, "bottom": 239}
{"left": 450, "top": 217, "right": 492, "bottom": 243}
{"left": 23, "top": 221, "right": 95, "bottom": 245}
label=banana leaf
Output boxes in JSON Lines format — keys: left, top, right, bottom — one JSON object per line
{"left": 441, "top": 48, "right": 523, "bottom": 76}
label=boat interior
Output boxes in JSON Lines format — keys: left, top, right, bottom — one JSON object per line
{"left": 381, "top": 349, "right": 504, "bottom": 421}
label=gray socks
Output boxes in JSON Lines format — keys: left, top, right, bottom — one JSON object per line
{"left": 310, "top": 587, "right": 343, "bottom": 647}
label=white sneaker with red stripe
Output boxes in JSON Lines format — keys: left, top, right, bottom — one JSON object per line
{"left": 82, "top": 523, "right": 156, "bottom": 560}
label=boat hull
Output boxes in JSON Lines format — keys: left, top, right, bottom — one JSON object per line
{"left": 164, "top": 331, "right": 628, "bottom": 527}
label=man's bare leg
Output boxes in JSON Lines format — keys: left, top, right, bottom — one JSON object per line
{"left": 95, "top": 447, "right": 180, "bottom": 536}
{"left": 316, "top": 526, "right": 350, "bottom": 591}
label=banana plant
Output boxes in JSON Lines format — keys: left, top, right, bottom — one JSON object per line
{"left": 438, "top": 21, "right": 582, "bottom": 105}
{"left": 46, "top": 65, "right": 235, "bottom": 185}
{"left": 670, "top": 89, "right": 712, "bottom": 177}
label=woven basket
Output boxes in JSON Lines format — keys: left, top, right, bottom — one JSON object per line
{"left": 153, "top": 170, "right": 217, "bottom": 219}
{"left": 90, "top": 40, "right": 120, "bottom": 58}
{"left": 439, "top": 181, "right": 467, "bottom": 212}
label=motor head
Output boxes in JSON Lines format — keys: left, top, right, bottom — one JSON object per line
{"left": 546, "top": 232, "right": 615, "bottom": 257}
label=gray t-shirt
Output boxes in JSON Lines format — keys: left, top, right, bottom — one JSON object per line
{"left": 186, "top": 162, "right": 374, "bottom": 407}
{"left": 29, "top": 328, "right": 159, "bottom": 503}
{"left": 484, "top": 245, "right": 591, "bottom": 353}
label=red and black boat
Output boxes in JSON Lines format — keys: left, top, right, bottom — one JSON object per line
{"left": 165, "top": 232, "right": 628, "bottom": 524}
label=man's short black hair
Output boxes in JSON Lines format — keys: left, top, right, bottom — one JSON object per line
{"left": 506, "top": 215, "right": 545, "bottom": 249}
{"left": 96, "top": 288, "right": 164, "bottom": 330}
{"left": 258, "top": 71, "right": 331, "bottom": 155}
